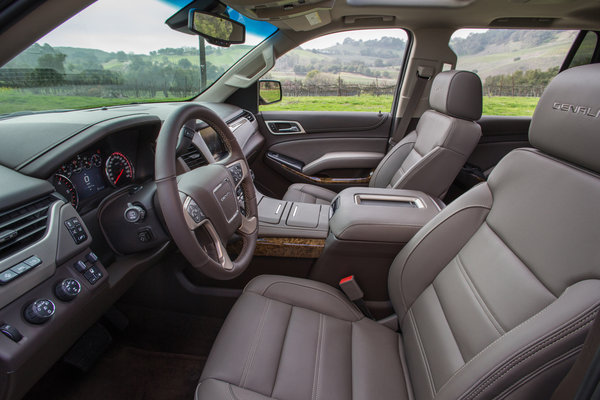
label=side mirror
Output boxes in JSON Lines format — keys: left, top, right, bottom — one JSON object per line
{"left": 188, "top": 9, "right": 245, "bottom": 47}
{"left": 259, "top": 80, "right": 282, "bottom": 105}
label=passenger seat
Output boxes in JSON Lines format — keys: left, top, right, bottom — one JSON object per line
{"left": 283, "top": 70, "right": 483, "bottom": 204}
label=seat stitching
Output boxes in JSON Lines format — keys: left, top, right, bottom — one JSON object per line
{"left": 431, "top": 281, "right": 467, "bottom": 365}
{"left": 438, "top": 301, "right": 600, "bottom": 394}
{"left": 270, "top": 306, "right": 294, "bottom": 397}
{"left": 409, "top": 308, "right": 437, "bottom": 397}
{"left": 312, "top": 314, "right": 324, "bottom": 400}
{"left": 461, "top": 308, "right": 597, "bottom": 400}
{"left": 495, "top": 345, "right": 582, "bottom": 400}
{"left": 399, "top": 203, "right": 492, "bottom": 316}
{"left": 484, "top": 221, "right": 557, "bottom": 298}
{"left": 258, "top": 281, "right": 362, "bottom": 320}
{"left": 228, "top": 383, "right": 239, "bottom": 400}
{"left": 455, "top": 253, "right": 506, "bottom": 335}
{"left": 241, "top": 299, "right": 271, "bottom": 388}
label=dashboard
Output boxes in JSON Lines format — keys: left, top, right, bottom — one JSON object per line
{"left": 0, "top": 102, "right": 264, "bottom": 400}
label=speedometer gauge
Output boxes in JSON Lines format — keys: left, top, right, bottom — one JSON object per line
{"left": 54, "top": 174, "right": 79, "bottom": 209}
{"left": 105, "top": 152, "right": 134, "bottom": 187}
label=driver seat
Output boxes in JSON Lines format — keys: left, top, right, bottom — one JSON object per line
{"left": 196, "top": 64, "right": 600, "bottom": 400}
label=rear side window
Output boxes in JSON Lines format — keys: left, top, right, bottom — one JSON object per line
{"left": 450, "top": 29, "right": 578, "bottom": 116}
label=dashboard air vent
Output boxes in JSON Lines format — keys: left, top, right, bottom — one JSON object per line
{"left": 0, "top": 195, "right": 55, "bottom": 259}
{"left": 180, "top": 144, "right": 208, "bottom": 170}
{"left": 241, "top": 110, "right": 255, "bottom": 123}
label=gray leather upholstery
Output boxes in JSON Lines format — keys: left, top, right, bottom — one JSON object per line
{"left": 197, "top": 64, "right": 600, "bottom": 400}
{"left": 282, "top": 183, "right": 337, "bottom": 204}
{"left": 283, "top": 70, "right": 482, "bottom": 204}
{"left": 429, "top": 70, "right": 483, "bottom": 121}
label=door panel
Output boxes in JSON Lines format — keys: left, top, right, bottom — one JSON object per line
{"left": 252, "top": 111, "right": 391, "bottom": 198}
{"left": 470, "top": 116, "right": 531, "bottom": 174}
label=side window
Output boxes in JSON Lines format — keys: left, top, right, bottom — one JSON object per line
{"left": 450, "top": 29, "right": 578, "bottom": 116}
{"left": 260, "top": 29, "right": 409, "bottom": 112}
{"left": 568, "top": 31, "right": 598, "bottom": 69}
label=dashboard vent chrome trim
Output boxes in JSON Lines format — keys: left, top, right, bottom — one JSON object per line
{"left": 241, "top": 110, "right": 255, "bottom": 123}
{"left": 180, "top": 144, "right": 208, "bottom": 170}
{"left": 0, "top": 195, "right": 55, "bottom": 259}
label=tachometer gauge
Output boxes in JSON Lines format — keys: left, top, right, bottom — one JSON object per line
{"left": 58, "top": 163, "right": 73, "bottom": 177}
{"left": 54, "top": 174, "right": 79, "bottom": 209}
{"left": 105, "top": 152, "right": 134, "bottom": 187}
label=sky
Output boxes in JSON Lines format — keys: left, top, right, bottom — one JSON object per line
{"left": 36, "top": 0, "right": 267, "bottom": 54}
{"left": 36, "top": 0, "right": 486, "bottom": 54}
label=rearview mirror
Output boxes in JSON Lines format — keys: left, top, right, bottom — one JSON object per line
{"left": 188, "top": 10, "right": 245, "bottom": 47}
{"left": 259, "top": 80, "right": 282, "bottom": 105}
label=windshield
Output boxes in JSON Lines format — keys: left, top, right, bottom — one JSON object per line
{"left": 0, "top": 0, "right": 277, "bottom": 115}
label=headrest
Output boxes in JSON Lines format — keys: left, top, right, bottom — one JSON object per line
{"left": 429, "top": 70, "right": 482, "bottom": 121}
{"left": 530, "top": 64, "right": 600, "bottom": 174}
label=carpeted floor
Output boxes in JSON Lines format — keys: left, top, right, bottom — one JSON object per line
{"left": 24, "top": 305, "right": 224, "bottom": 400}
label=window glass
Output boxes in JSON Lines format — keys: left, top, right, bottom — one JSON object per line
{"left": 568, "top": 31, "right": 598, "bottom": 69}
{"left": 260, "top": 29, "right": 409, "bottom": 112}
{"left": 450, "top": 29, "right": 578, "bottom": 116}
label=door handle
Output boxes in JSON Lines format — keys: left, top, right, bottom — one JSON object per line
{"left": 265, "top": 121, "right": 305, "bottom": 135}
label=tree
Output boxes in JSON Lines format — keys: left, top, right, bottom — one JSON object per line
{"left": 37, "top": 53, "right": 67, "bottom": 73}
{"left": 178, "top": 58, "right": 193, "bottom": 69}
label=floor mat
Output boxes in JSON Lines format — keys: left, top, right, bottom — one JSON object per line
{"left": 24, "top": 305, "right": 225, "bottom": 400}
{"left": 25, "top": 345, "right": 206, "bottom": 400}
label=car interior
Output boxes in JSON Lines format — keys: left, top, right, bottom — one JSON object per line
{"left": 0, "top": 0, "right": 599, "bottom": 399}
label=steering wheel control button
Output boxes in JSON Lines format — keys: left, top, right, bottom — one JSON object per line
{"left": 84, "top": 266, "right": 103, "bottom": 285}
{"left": 86, "top": 252, "right": 99, "bottom": 264}
{"left": 0, "top": 324, "right": 23, "bottom": 342}
{"left": 228, "top": 164, "right": 244, "bottom": 185}
{"left": 137, "top": 229, "right": 153, "bottom": 243}
{"left": 24, "top": 299, "right": 55, "bottom": 324}
{"left": 0, "top": 269, "right": 18, "bottom": 285}
{"left": 65, "top": 217, "right": 87, "bottom": 244}
{"left": 55, "top": 279, "right": 81, "bottom": 301}
{"left": 185, "top": 199, "right": 206, "bottom": 224}
{"left": 74, "top": 260, "right": 88, "bottom": 273}
{"left": 124, "top": 203, "right": 146, "bottom": 223}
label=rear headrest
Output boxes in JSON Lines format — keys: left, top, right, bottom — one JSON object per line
{"left": 429, "top": 70, "right": 482, "bottom": 121}
{"left": 530, "top": 64, "right": 600, "bottom": 174}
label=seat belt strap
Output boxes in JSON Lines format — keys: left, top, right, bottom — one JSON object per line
{"left": 388, "top": 66, "right": 434, "bottom": 150}
{"left": 551, "top": 308, "right": 600, "bottom": 400}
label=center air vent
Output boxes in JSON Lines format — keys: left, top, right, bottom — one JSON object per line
{"left": 0, "top": 195, "right": 55, "bottom": 259}
{"left": 180, "top": 144, "right": 208, "bottom": 170}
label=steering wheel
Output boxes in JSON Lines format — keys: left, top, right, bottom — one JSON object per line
{"left": 155, "top": 104, "right": 258, "bottom": 279}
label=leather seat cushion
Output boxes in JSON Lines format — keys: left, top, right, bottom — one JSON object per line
{"left": 197, "top": 275, "right": 411, "bottom": 400}
{"left": 283, "top": 183, "right": 337, "bottom": 205}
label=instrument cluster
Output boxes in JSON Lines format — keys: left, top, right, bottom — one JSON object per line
{"left": 53, "top": 150, "right": 135, "bottom": 210}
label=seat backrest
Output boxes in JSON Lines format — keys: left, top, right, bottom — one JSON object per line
{"left": 388, "top": 64, "right": 600, "bottom": 400}
{"left": 370, "top": 70, "right": 482, "bottom": 199}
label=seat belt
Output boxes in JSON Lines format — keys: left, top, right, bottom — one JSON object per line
{"left": 388, "top": 66, "right": 434, "bottom": 150}
{"left": 551, "top": 309, "right": 600, "bottom": 400}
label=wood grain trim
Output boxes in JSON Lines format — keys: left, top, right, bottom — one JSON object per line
{"left": 229, "top": 237, "right": 325, "bottom": 259}
{"left": 279, "top": 162, "right": 371, "bottom": 185}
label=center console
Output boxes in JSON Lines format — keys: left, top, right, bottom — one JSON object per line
{"left": 256, "top": 186, "right": 443, "bottom": 317}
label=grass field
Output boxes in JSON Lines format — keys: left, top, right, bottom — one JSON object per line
{"left": 0, "top": 90, "right": 539, "bottom": 117}
{"left": 261, "top": 95, "right": 540, "bottom": 116}
{"left": 0, "top": 90, "right": 189, "bottom": 115}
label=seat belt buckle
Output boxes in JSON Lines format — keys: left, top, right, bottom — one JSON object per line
{"left": 339, "top": 276, "right": 373, "bottom": 319}
{"left": 339, "top": 275, "right": 364, "bottom": 301}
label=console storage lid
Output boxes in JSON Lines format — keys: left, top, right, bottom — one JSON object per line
{"left": 329, "top": 187, "right": 442, "bottom": 243}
